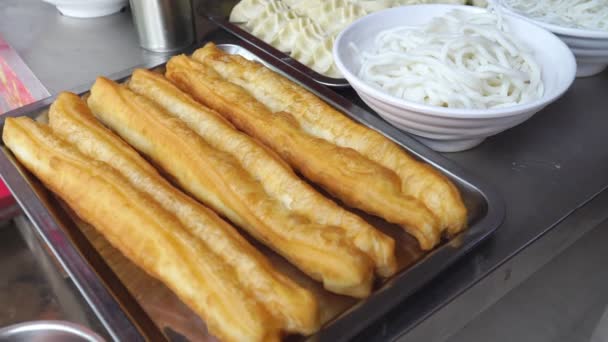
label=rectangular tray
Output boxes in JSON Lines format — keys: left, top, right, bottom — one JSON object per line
{"left": 206, "top": 15, "right": 351, "bottom": 88}
{"left": 0, "top": 40, "right": 504, "bottom": 342}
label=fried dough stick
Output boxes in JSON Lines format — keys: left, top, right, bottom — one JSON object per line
{"left": 128, "top": 69, "right": 396, "bottom": 277}
{"left": 87, "top": 77, "right": 374, "bottom": 298}
{"left": 49, "top": 92, "right": 319, "bottom": 334}
{"left": 194, "top": 42, "right": 467, "bottom": 237}
{"left": 3, "top": 117, "right": 279, "bottom": 342}
{"left": 166, "top": 54, "right": 441, "bottom": 250}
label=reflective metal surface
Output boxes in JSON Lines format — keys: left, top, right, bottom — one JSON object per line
{"left": 217, "top": 43, "right": 504, "bottom": 341}
{"left": 129, "top": 0, "right": 195, "bottom": 53}
{"left": 0, "top": 40, "right": 503, "bottom": 341}
{"left": 447, "top": 204, "right": 608, "bottom": 342}
{"left": 208, "top": 17, "right": 351, "bottom": 87}
{"left": 0, "top": 320, "right": 104, "bottom": 342}
{"left": 0, "top": 143, "right": 162, "bottom": 340}
{"left": 198, "top": 0, "right": 350, "bottom": 87}
{"left": 0, "top": 217, "right": 108, "bottom": 339}
{"left": 347, "top": 68, "right": 608, "bottom": 340}
{"left": 1, "top": 1, "right": 608, "bottom": 341}
{"left": 0, "top": 35, "right": 49, "bottom": 112}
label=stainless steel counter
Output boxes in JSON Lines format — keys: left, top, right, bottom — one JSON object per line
{"left": 0, "top": 216, "right": 109, "bottom": 339}
{"left": 1, "top": 0, "right": 608, "bottom": 341}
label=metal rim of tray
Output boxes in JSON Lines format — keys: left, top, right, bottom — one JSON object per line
{"left": 208, "top": 16, "right": 352, "bottom": 88}
{"left": 0, "top": 37, "right": 504, "bottom": 342}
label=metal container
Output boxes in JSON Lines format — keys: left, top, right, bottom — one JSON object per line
{"left": 0, "top": 39, "right": 504, "bottom": 341}
{"left": 208, "top": 16, "right": 351, "bottom": 87}
{"left": 0, "top": 321, "right": 105, "bottom": 342}
{"left": 129, "top": 0, "right": 195, "bottom": 53}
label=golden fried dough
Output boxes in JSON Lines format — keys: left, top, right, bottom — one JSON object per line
{"left": 128, "top": 69, "right": 397, "bottom": 277}
{"left": 87, "top": 77, "right": 375, "bottom": 297}
{"left": 48, "top": 92, "right": 319, "bottom": 334}
{"left": 193, "top": 43, "right": 467, "bottom": 236}
{"left": 166, "top": 53, "right": 441, "bottom": 250}
{"left": 2, "top": 117, "right": 279, "bottom": 342}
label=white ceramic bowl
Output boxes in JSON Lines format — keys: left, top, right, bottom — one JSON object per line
{"left": 42, "top": 0, "right": 128, "bottom": 18}
{"left": 333, "top": 4, "right": 576, "bottom": 152}
{"left": 569, "top": 47, "right": 608, "bottom": 77}
{"left": 493, "top": 2, "right": 608, "bottom": 77}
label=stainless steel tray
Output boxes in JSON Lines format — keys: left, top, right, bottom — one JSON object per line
{"left": 0, "top": 40, "right": 504, "bottom": 342}
{"left": 206, "top": 16, "right": 351, "bottom": 88}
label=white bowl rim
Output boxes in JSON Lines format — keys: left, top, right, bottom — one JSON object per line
{"left": 491, "top": 1, "right": 608, "bottom": 39}
{"left": 334, "top": 4, "right": 577, "bottom": 119}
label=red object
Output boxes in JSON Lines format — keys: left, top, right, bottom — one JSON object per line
{"left": 0, "top": 56, "right": 35, "bottom": 110}
{"left": 0, "top": 35, "right": 49, "bottom": 212}
{"left": 0, "top": 181, "right": 15, "bottom": 208}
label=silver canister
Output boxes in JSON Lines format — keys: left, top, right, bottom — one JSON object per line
{"left": 129, "top": 0, "right": 195, "bottom": 53}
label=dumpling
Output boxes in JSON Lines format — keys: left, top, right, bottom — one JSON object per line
{"left": 230, "top": 0, "right": 271, "bottom": 23}
{"left": 290, "top": 35, "right": 321, "bottom": 67}
{"left": 427, "top": 0, "right": 467, "bottom": 4}
{"left": 390, "top": 0, "right": 466, "bottom": 5}
{"left": 290, "top": 0, "right": 351, "bottom": 16}
{"left": 246, "top": 11, "right": 299, "bottom": 44}
{"left": 242, "top": 0, "right": 292, "bottom": 26}
{"left": 353, "top": 0, "right": 395, "bottom": 12}
{"left": 271, "top": 18, "right": 326, "bottom": 53}
{"left": 233, "top": 1, "right": 291, "bottom": 27}
{"left": 310, "top": 35, "right": 342, "bottom": 78}
{"left": 229, "top": 0, "right": 354, "bottom": 78}
{"left": 311, "top": 4, "right": 367, "bottom": 34}
{"left": 391, "top": 0, "right": 427, "bottom": 5}
{"left": 282, "top": 0, "right": 305, "bottom": 6}
{"left": 242, "top": 1, "right": 296, "bottom": 43}
{"left": 291, "top": 34, "right": 342, "bottom": 78}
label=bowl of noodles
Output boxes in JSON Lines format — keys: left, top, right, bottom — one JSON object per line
{"left": 334, "top": 4, "right": 576, "bottom": 152}
{"left": 494, "top": 0, "right": 608, "bottom": 77}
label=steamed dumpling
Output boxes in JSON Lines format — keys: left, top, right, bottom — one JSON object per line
{"left": 391, "top": 0, "right": 427, "bottom": 5}
{"left": 291, "top": 33, "right": 342, "bottom": 78}
{"left": 290, "top": 0, "right": 352, "bottom": 16}
{"left": 282, "top": 0, "right": 305, "bottom": 6}
{"left": 471, "top": 0, "right": 488, "bottom": 7}
{"left": 428, "top": 0, "right": 467, "bottom": 4}
{"left": 390, "top": 0, "right": 466, "bottom": 5}
{"left": 309, "top": 35, "right": 342, "bottom": 78}
{"left": 230, "top": 0, "right": 271, "bottom": 23}
{"left": 242, "top": 0, "right": 292, "bottom": 26}
{"left": 230, "top": 0, "right": 376, "bottom": 78}
{"left": 291, "top": 31, "right": 323, "bottom": 66}
{"left": 242, "top": 1, "right": 296, "bottom": 43}
{"left": 246, "top": 10, "right": 299, "bottom": 44}
{"left": 311, "top": 3, "right": 367, "bottom": 34}
{"left": 353, "top": 0, "right": 395, "bottom": 12}
{"left": 272, "top": 17, "right": 325, "bottom": 53}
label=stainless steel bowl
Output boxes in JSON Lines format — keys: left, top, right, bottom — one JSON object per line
{"left": 0, "top": 321, "right": 105, "bottom": 341}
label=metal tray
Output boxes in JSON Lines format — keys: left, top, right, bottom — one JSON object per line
{"left": 0, "top": 40, "right": 504, "bottom": 342}
{"left": 206, "top": 16, "right": 351, "bottom": 88}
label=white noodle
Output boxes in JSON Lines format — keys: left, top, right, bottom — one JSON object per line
{"left": 355, "top": 10, "right": 543, "bottom": 109}
{"left": 502, "top": 0, "right": 608, "bottom": 31}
